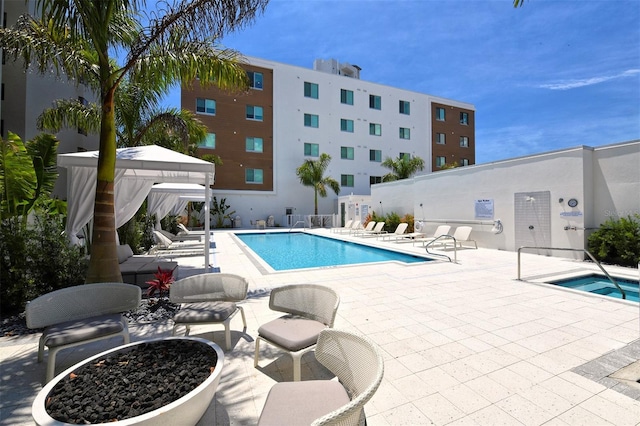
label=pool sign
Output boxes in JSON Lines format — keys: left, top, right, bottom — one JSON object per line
{"left": 475, "top": 199, "right": 494, "bottom": 219}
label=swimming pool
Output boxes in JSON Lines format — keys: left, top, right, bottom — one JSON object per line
{"left": 549, "top": 274, "right": 639, "bottom": 302}
{"left": 234, "top": 232, "right": 431, "bottom": 271}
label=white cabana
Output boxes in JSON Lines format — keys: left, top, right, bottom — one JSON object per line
{"left": 58, "top": 145, "right": 215, "bottom": 270}
{"left": 147, "top": 183, "right": 206, "bottom": 230}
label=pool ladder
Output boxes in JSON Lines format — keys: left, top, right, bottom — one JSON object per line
{"left": 517, "top": 247, "right": 626, "bottom": 299}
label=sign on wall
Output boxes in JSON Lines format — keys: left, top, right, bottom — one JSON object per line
{"left": 475, "top": 199, "right": 494, "bottom": 219}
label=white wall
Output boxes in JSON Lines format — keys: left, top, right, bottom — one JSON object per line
{"left": 371, "top": 141, "right": 640, "bottom": 258}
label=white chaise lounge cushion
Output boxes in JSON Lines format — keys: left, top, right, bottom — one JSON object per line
{"left": 258, "top": 380, "right": 350, "bottom": 426}
{"left": 258, "top": 315, "right": 327, "bottom": 352}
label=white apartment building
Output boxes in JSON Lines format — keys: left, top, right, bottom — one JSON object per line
{"left": 182, "top": 56, "right": 476, "bottom": 227}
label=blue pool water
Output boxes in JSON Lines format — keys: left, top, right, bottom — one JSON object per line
{"left": 550, "top": 274, "right": 639, "bottom": 302}
{"left": 235, "top": 232, "right": 430, "bottom": 271}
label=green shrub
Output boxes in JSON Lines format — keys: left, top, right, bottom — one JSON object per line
{"left": 587, "top": 214, "right": 640, "bottom": 268}
{"left": 368, "top": 211, "right": 412, "bottom": 232}
{"left": 0, "top": 213, "right": 88, "bottom": 316}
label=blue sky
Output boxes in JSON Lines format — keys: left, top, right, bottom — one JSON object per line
{"left": 162, "top": 0, "right": 640, "bottom": 164}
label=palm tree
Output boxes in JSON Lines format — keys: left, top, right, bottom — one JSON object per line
{"left": 0, "top": 0, "right": 268, "bottom": 283}
{"left": 38, "top": 76, "right": 209, "bottom": 155}
{"left": 381, "top": 155, "right": 425, "bottom": 182}
{"left": 296, "top": 153, "right": 340, "bottom": 215}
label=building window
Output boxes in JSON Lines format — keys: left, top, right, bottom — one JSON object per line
{"left": 246, "top": 137, "right": 263, "bottom": 153}
{"left": 460, "top": 112, "right": 469, "bottom": 125}
{"left": 435, "top": 133, "right": 446, "bottom": 144}
{"left": 370, "top": 176, "right": 382, "bottom": 185}
{"left": 247, "top": 71, "right": 263, "bottom": 89}
{"left": 199, "top": 133, "right": 216, "bottom": 149}
{"left": 369, "top": 149, "right": 382, "bottom": 162}
{"left": 460, "top": 136, "right": 469, "bottom": 147}
{"left": 399, "top": 127, "right": 411, "bottom": 140}
{"left": 436, "top": 156, "right": 446, "bottom": 167}
{"left": 399, "top": 100, "right": 410, "bottom": 115}
{"left": 304, "top": 81, "right": 319, "bottom": 99}
{"left": 436, "top": 107, "right": 445, "bottom": 121}
{"left": 340, "top": 119, "right": 354, "bottom": 132}
{"left": 340, "top": 89, "right": 354, "bottom": 105}
{"left": 399, "top": 152, "right": 411, "bottom": 161}
{"left": 369, "top": 94, "right": 381, "bottom": 110}
{"left": 246, "top": 105, "right": 263, "bottom": 121}
{"left": 369, "top": 123, "right": 381, "bottom": 136}
{"left": 341, "top": 146, "right": 354, "bottom": 160}
{"left": 341, "top": 174, "right": 354, "bottom": 187}
{"left": 460, "top": 158, "right": 469, "bottom": 166}
{"left": 196, "top": 98, "right": 216, "bottom": 115}
{"left": 304, "top": 113, "right": 319, "bottom": 128}
{"left": 245, "top": 168, "right": 263, "bottom": 184}
{"left": 304, "top": 143, "right": 319, "bottom": 157}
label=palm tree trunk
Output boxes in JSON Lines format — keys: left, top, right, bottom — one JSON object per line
{"left": 85, "top": 86, "right": 122, "bottom": 283}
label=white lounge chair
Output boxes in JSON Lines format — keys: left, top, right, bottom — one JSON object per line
{"left": 332, "top": 219, "right": 353, "bottom": 233}
{"left": 381, "top": 223, "right": 409, "bottom": 241}
{"left": 444, "top": 226, "right": 477, "bottom": 249}
{"left": 412, "top": 225, "right": 452, "bottom": 246}
{"left": 352, "top": 221, "right": 375, "bottom": 236}
{"left": 358, "top": 221, "right": 385, "bottom": 237}
{"left": 157, "top": 228, "right": 201, "bottom": 242}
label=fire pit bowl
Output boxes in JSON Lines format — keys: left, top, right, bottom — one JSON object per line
{"left": 32, "top": 337, "right": 224, "bottom": 426}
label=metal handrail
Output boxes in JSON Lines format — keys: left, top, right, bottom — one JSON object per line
{"left": 517, "top": 246, "right": 626, "bottom": 299}
{"left": 424, "top": 235, "right": 456, "bottom": 263}
{"left": 289, "top": 220, "right": 306, "bottom": 232}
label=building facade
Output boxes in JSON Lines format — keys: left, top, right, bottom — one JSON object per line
{"left": 1, "top": 0, "right": 99, "bottom": 197}
{"left": 182, "top": 57, "right": 475, "bottom": 226}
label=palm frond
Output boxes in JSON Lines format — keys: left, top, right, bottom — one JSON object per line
{"left": 38, "top": 98, "right": 101, "bottom": 133}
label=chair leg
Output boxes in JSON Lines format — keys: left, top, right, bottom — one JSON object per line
{"left": 224, "top": 320, "right": 231, "bottom": 351}
{"left": 238, "top": 306, "right": 247, "bottom": 329}
{"left": 46, "top": 347, "right": 59, "bottom": 383}
{"left": 291, "top": 351, "right": 303, "bottom": 381}
{"left": 254, "top": 336, "right": 261, "bottom": 367}
{"left": 37, "top": 335, "right": 45, "bottom": 363}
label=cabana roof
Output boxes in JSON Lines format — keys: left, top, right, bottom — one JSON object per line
{"left": 58, "top": 145, "right": 214, "bottom": 183}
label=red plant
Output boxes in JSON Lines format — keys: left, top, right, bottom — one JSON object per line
{"left": 146, "top": 266, "right": 175, "bottom": 298}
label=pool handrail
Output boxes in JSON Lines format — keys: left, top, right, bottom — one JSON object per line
{"left": 517, "top": 246, "right": 626, "bottom": 300}
{"left": 424, "top": 234, "right": 456, "bottom": 263}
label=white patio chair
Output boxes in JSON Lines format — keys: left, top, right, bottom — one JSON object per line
{"left": 258, "top": 329, "right": 384, "bottom": 426}
{"left": 170, "top": 273, "right": 248, "bottom": 350}
{"left": 254, "top": 284, "right": 340, "bottom": 381}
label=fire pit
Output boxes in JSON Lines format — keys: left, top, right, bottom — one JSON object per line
{"left": 32, "top": 337, "right": 224, "bottom": 425}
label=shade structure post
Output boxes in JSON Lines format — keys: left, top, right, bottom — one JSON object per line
{"left": 204, "top": 173, "right": 211, "bottom": 272}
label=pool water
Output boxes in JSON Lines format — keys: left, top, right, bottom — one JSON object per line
{"left": 550, "top": 274, "right": 639, "bottom": 302}
{"left": 235, "top": 232, "right": 430, "bottom": 271}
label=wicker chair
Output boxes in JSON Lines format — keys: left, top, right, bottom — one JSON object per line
{"left": 25, "top": 283, "right": 141, "bottom": 382}
{"left": 258, "top": 329, "right": 384, "bottom": 426}
{"left": 170, "top": 273, "right": 248, "bottom": 350}
{"left": 254, "top": 284, "right": 340, "bottom": 381}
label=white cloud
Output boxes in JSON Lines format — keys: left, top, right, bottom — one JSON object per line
{"left": 538, "top": 69, "right": 640, "bottom": 90}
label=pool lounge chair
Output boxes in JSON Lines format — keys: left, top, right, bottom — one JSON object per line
{"left": 381, "top": 222, "right": 409, "bottom": 241}
{"left": 443, "top": 226, "right": 477, "bottom": 249}
{"left": 152, "top": 230, "right": 203, "bottom": 251}
{"left": 411, "top": 225, "right": 452, "bottom": 246}
{"left": 157, "top": 228, "right": 201, "bottom": 242}
{"left": 358, "top": 221, "right": 385, "bottom": 237}
{"left": 331, "top": 219, "right": 353, "bottom": 233}
{"left": 352, "top": 221, "right": 375, "bottom": 236}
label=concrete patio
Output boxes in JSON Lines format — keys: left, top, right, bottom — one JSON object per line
{"left": 1, "top": 229, "right": 639, "bottom": 425}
